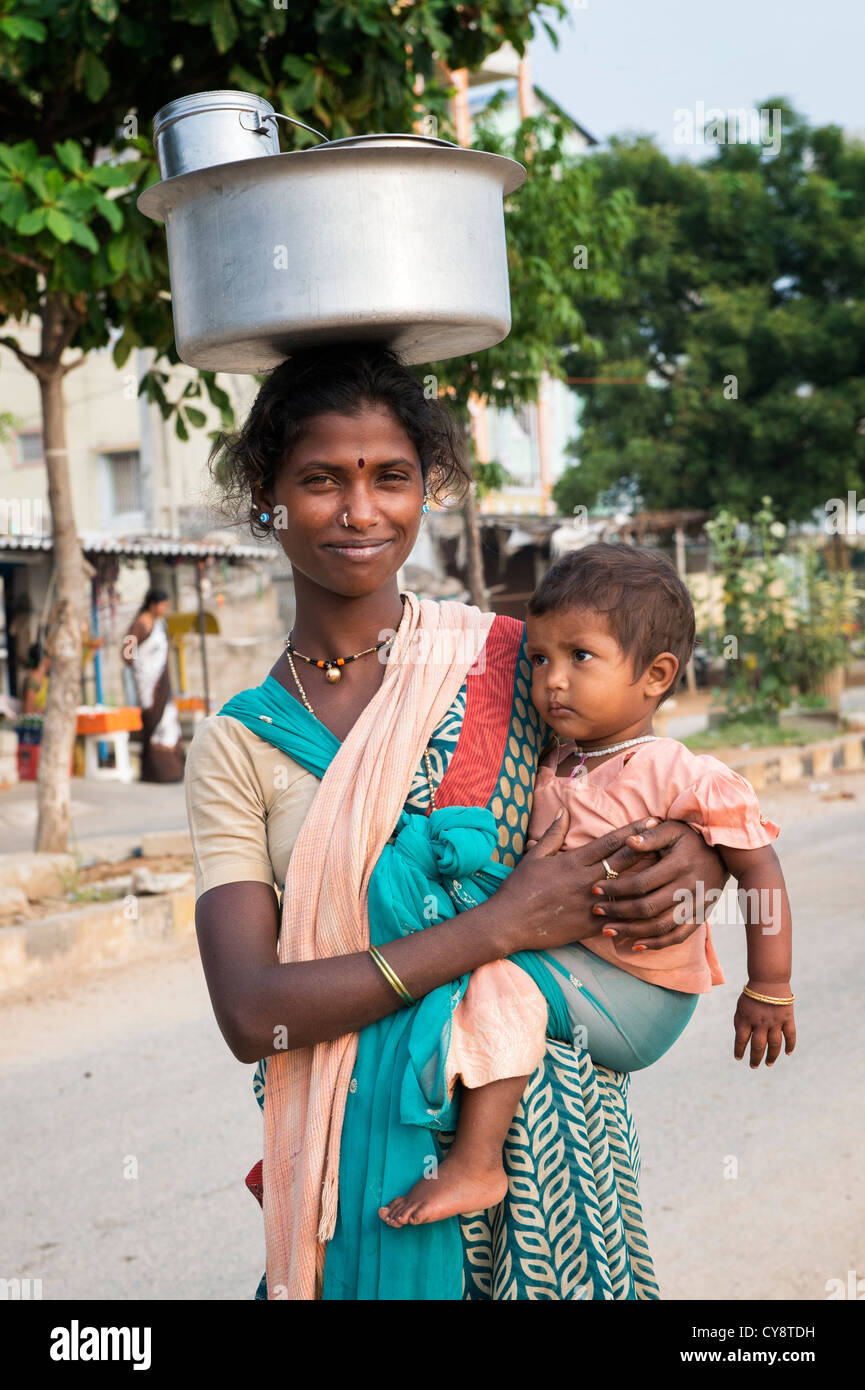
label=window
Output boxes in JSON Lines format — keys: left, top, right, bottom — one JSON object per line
{"left": 99, "top": 449, "right": 144, "bottom": 528}
{"left": 14, "top": 430, "right": 44, "bottom": 466}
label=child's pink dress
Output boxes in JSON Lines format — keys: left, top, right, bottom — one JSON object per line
{"left": 445, "top": 737, "right": 780, "bottom": 1093}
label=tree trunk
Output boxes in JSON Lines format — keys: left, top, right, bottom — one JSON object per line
{"left": 461, "top": 479, "right": 489, "bottom": 612}
{"left": 33, "top": 296, "right": 87, "bottom": 852}
{"left": 458, "top": 420, "right": 488, "bottom": 612}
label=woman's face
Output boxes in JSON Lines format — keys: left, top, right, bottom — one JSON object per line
{"left": 260, "top": 403, "right": 425, "bottom": 598}
{"left": 150, "top": 600, "right": 169, "bottom": 619}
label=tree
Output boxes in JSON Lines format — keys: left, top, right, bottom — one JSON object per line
{"left": 553, "top": 104, "right": 865, "bottom": 522}
{"left": 0, "top": 0, "right": 568, "bottom": 850}
{"left": 425, "top": 100, "right": 635, "bottom": 605}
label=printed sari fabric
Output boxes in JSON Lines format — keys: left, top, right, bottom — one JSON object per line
{"left": 244, "top": 613, "right": 659, "bottom": 1301}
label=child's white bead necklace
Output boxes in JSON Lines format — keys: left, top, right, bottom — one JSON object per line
{"left": 556, "top": 733, "right": 657, "bottom": 778}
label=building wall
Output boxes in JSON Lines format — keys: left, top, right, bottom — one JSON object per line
{"left": 458, "top": 63, "right": 591, "bottom": 516}
{"left": 0, "top": 323, "right": 259, "bottom": 540}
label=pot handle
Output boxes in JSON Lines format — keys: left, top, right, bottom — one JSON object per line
{"left": 258, "top": 111, "right": 330, "bottom": 146}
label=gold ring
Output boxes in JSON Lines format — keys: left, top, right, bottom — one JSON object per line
{"left": 602, "top": 858, "right": 619, "bottom": 880}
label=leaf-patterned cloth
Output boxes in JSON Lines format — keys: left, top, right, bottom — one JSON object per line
{"left": 459, "top": 1041, "right": 658, "bottom": 1300}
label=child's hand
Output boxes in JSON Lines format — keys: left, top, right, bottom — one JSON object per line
{"left": 733, "top": 985, "right": 796, "bottom": 1068}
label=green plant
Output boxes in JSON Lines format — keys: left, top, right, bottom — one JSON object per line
{"left": 705, "top": 498, "right": 864, "bottom": 723}
{"left": 782, "top": 544, "right": 864, "bottom": 694}
{"left": 705, "top": 496, "right": 793, "bottom": 722}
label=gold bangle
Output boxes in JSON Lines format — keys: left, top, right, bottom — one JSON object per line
{"left": 742, "top": 985, "right": 795, "bottom": 1006}
{"left": 368, "top": 944, "right": 414, "bottom": 1007}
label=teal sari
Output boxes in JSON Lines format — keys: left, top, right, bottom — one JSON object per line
{"left": 222, "top": 617, "right": 659, "bottom": 1301}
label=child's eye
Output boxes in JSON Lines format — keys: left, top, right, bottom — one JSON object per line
{"left": 573, "top": 650, "right": 593, "bottom": 663}
{"left": 529, "top": 653, "right": 547, "bottom": 667}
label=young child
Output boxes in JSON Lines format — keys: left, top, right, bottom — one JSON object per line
{"left": 379, "top": 543, "right": 795, "bottom": 1229}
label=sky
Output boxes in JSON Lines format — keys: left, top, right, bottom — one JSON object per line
{"left": 530, "top": 0, "right": 864, "bottom": 155}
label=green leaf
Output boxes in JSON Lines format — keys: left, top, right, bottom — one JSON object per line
{"left": 58, "top": 183, "right": 99, "bottom": 214}
{"left": 89, "top": 163, "right": 136, "bottom": 188}
{"left": 45, "top": 208, "right": 74, "bottom": 243}
{"left": 57, "top": 246, "right": 92, "bottom": 294}
{"left": 66, "top": 220, "right": 100, "bottom": 253}
{"left": 16, "top": 207, "right": 47, "bottom": 235}
{"left": 210, "top": 0, "right": 239, "bottom": 53}
{"left": 89, "top": 0, "right": 119, "bottom": 21}
{"left": 82, "top": 51, "right": 111, "bottom": 102}
{"left": 0, "top": 140, "right": 40, "bottom": 175}
{"left": 112, "top": 329, "right": 137, "bottom": 367}
{"left": 96, "top": 194, "right": 123, "bottom": 231}
{"left": 185, "top": 407, "right": 207, "bottom": 428}
{"left": 43, "top": 167, "right": 66, "bottom": 198}
{"left": 107, "top": 235, "right": 128, "bottom": 274}
{"left": 24, "top": 167, "right": 48, "bottom": 199}
{"left": 281, "top": 55, "right": 312, "bottom": 81}
{"left": 0, "top": 15, "right": 47, "bottom": 41}
{"left": 175, "top": 413, "right": 190, "bottom": 442}
{"left": 0, "top": 186, "right": 30, "bottom": 228}
{"left": 53, "top": 140, "right": 86, "bottom": 174}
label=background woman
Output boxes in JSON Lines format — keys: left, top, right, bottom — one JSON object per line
{"left": 22, "top": 642, "right": 51, "bottom": 715}
{"left": 186, "top": 342, "right": 724, "bottom": 1300}
{"left": 123, "top": 587, "right": 184, "bottom": 783}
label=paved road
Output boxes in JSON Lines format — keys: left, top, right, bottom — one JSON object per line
{"left": 0, "top": 779, "right": 188, "bottom": 855}
{"left": 2, "top": 769, "right": 863, "bottom": 1300}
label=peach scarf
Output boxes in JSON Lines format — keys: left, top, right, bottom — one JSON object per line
{"left": 262, "top": 592, "right": 496, "bottom": 1300}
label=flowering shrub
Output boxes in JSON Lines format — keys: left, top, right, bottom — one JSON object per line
{"left": 705, "top": 498, "right": 862, "bottom": 722}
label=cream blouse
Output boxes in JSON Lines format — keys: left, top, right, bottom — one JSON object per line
{"left": 185, "top": 714, "right": 320, "bottom": 898}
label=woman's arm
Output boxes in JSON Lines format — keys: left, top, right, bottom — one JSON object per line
{"left": 22, "top": 675, "right": 39, "bottom": 715}
{"left": 123, "top": 614, "right": 151, "bottom": 664}
{"left": 196, "top": 810, "right": 722, "bottom": 1061}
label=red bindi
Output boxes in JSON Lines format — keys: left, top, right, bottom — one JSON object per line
{"left": 357, "top": 457, "right": 365, "bottom": 468}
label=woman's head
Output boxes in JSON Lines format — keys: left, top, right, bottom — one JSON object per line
{"left": 209, "top": 341, "right": 472, "bottom": 599}
{"left": 26, "top": 641, "right": 47, "bottom": 670}
{"left": 525, "top": 543, "right": 695, "bottom": 743}
{"left": 141, "top": 588, "right": 170, "bottom": 618}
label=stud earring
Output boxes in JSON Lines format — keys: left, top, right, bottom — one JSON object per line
{"left": 259, "top": 511, "right": 271, "bottom": 525}
{"left": 422, "top": 494, "right": 430, "bottom": 515}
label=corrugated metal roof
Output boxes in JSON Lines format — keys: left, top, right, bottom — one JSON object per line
{"left": 0, "top": 532, "right": 274, "bottom": 561}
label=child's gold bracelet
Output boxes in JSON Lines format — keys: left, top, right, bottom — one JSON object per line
{"left": 742, "top": 985, "right": 795, "bottom": 1006}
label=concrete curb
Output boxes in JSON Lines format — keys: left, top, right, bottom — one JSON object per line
{"left": 726, "top": 730, "right": 865, "bottom": 791}
{"left": 0, "top": 889, "right": 195, "bottom": 994}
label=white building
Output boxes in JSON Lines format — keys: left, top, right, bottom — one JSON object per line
{"left": 443, "top": 44, "right": 597, "bottom": 516}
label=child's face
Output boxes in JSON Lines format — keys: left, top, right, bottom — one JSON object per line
{"left": 525, "top": 606, "right": 671, "bottom": 745}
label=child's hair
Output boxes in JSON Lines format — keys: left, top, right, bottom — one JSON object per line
{"left": 526, "top": 542, "right": 696, "bottom": 706}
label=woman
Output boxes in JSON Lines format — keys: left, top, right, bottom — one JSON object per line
{"left": 123, "top": 587, "right": 184, "bottom": 783}
{"left": 22, "top": 642, "right": 50, "bottom": 714}
{"left": 186, "top": 342, "right": 724, "bottom": 1301}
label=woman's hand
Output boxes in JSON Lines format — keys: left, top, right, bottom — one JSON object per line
{"left": 496, "top": 807, "right": 727, "bottom": 957}
{"left": 587, "top": 818, "right": 728, "bottom": 954}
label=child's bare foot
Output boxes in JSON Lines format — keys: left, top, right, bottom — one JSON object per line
{"left": 379, "top": 1153, "right": 508, "bottom": 1227}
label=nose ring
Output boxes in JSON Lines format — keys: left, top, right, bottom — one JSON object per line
{"left": 342, "top": 511, "right": 349, "bottom": 528}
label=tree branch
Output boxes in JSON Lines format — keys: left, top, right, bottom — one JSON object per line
{"left": 61, "top": 353, "right": 88, "bottom": 375}
{"left": 0, "top": 245, "right": 50, "bottom": 277}
{"left": 0, "top": 334, "right": 40, "bottom": 371}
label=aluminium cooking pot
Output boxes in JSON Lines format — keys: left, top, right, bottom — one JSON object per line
{"left": 137, "top": 92, "right": 527, "bottom": 371}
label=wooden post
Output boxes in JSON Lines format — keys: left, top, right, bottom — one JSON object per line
{"left": 674, "top": 524, "right": 697, "bottom": 694}
{"left": 196, "top": 561, "right": 211, "bottom": 712}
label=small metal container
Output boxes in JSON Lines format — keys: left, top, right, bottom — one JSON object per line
{"left": 152, "top": 90, "right": 279, "bottom": 181}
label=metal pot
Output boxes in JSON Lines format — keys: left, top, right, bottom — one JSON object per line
{"left": 152, "top": 90, "right": 281, "bottom": 180}
{"left": 138, "top": 101, "right": 526, "bottom": 371}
